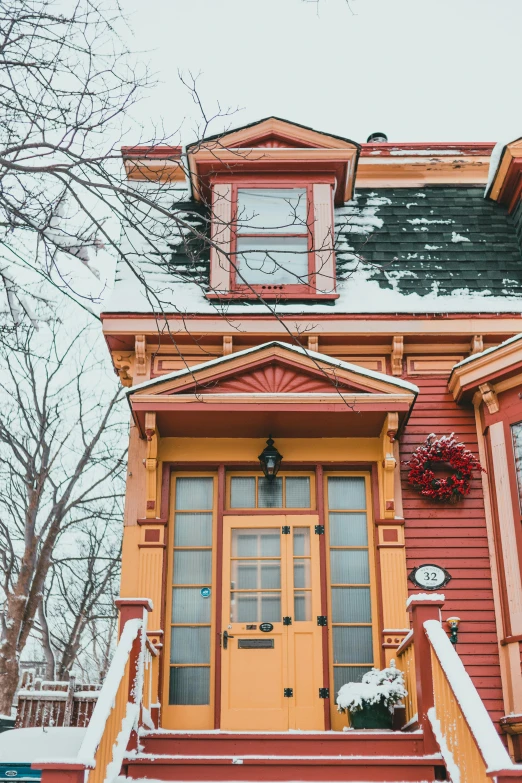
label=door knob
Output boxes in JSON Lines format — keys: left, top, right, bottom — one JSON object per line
{"left": 222, "top": 629, "right": 235, "bottom": 650}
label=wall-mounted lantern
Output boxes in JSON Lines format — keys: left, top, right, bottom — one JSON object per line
{"left": 258, "top": 436, "right": 283, "bottom": 480}
{"left": 447, "top": 616, "right": 461, "bottom": 646}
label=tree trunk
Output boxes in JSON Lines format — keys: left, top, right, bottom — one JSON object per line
{"left": 38, "top": 599, "right": 56, "bottom": 681}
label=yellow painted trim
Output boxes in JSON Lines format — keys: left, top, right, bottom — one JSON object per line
{"left": 488, "top": 138, "right": 522, "bottom": 201}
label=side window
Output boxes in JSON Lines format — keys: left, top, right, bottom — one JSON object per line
{"left": 511, "top": 422, "right": 522, "bottom": 512}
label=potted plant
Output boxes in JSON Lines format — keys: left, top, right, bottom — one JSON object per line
{"left": 336, "top": 661, "right": 407, "bottom": 730}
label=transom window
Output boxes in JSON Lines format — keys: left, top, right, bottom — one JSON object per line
{"left": 227, "top": 472, "right": 313, "bottom": 509}
{"left": 233, "top": 187, "right": 311, "bottom": 289}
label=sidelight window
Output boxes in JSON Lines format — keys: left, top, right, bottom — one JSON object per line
{"left": 169, "top": 476, "right": 215, "bottom": 706}
{"left": 326, "top": 475, "right": 375, "bottom": 696}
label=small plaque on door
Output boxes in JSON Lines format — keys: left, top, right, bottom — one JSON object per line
{"left": 238, "top": 638, "right": 274, "bottom": 649}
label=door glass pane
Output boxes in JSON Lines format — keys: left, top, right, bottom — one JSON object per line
{"left": 258, "top": 477, "right": 283, "bottom": 508}
{"left": 172, "top": 588, "right": 211, "bottom": 623}
{"left": 175, "top": 477, "right": 213, "bottom": 510}
{"left": 231, "top": 592, "right": 281, "bottom": 623}
{"left": 170, "top": 627, "right": 211, "bottom": 664}
{"left": 333, "top": 666, "right": 371, "bottom": 695}
{"left": 231, "top": 560, "right": 281, "bottom": 590}
{"left": 294, "top": 591, "right": 312, "bottom": 621}
{"left": 174, "top": 513, "right": 213, "bottom": 547}
{"left": 327, "top": 477, "right": 366, "bottom": 510}
{"left": 331, "top": 588, "right": 372, "bottom": 623}
{"left": 330, "top": 550, "right": 370, "bottom": 585}
{"left": 232, "top": 529, "right": 280, "bottom": 557}
{"left": 237, "top": 188, "right": 307, "bottom": 234}
{"left": 169, "top": 667, "right": 210, "bottom": 705}
{"left": 230, "top": 477, "right": 256, "bottom": 508}
{"left": 174, "top": 550, "right": 212, "bottom": 584}
{"left": 294, "top": 560, "right": 311, "bottom": 589}
{"left": 286, "top": 477, "right": 311, "bottom": 508}
{"left": 293, "top": 528, "right": 311, "bottom": 556}
{"left": 329, "top": 513, "right": 368, "bottom": 547}
{"left": 333, "top": 627, "right": 373, "bottom": 664}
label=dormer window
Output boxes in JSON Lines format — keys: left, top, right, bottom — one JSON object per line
{"left": 186, "top": 117, "right": 360, "bottom": 301}
{"left": 234, "top": 187, "right": 310, "bottom": 291}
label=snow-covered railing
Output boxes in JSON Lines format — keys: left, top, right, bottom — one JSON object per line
{"left": 396, "top": 629, "right": 417, "bottom": 727}
{"left": 425, "top": 619, "right": 522, "bottom": 783}
{"left": 34, "top": 598, "right": 156, "bottom": 783}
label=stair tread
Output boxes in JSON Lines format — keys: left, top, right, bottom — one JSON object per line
{"left": 127, "top": 752, "right": 443, "bottom": 762}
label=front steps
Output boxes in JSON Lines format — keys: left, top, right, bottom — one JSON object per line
{"left": 122, "top": 730, "right": 446, "bottom": 782}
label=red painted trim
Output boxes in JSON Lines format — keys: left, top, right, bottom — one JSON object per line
{"left": 371, "top": 464, "right": 386, "bottom": 669}
{"left": 214, "top": 465, "right": 225, "bottom": 728}
{"left": 496, "top": 158, "right": 522, "bottom": 212}
{"left": 121, "top": 145, "right": 182, "bottom": 159}
{"left": 500, "top": 633, "right": 522, "bottom": 646}
{"left": 157, "top": 463, "right": 171, "bottom": 720}
{"left": 101, "top": 310, "right": 522, "bottom": 321}
{"left": 315, "top": 465, "right": 330, "bottom": 730}
{"left": 206, "top": 292, "right": 340, "bottom": 301}
{"left": 409, "top": 599, "right": 444, "bottom": 755}
{"left": 360, "top": 141, "right": 495, "bottom": 157}
{"left": 375, "top": 518, "right": 405, "bottom": 526}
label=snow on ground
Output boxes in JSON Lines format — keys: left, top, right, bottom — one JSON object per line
{"left": 0, "top": 727, "right": 86, "bottom": 762}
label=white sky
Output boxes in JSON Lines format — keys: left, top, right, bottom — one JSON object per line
{"left": 123, "top": 0, "right": 522, "bottom": 146}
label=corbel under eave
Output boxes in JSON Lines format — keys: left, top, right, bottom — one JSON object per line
{"left": 144, "top": 411, "right": 159, "bottom": 519}
{"left": 382, "top": 412, "right": 399, "bottom": 519}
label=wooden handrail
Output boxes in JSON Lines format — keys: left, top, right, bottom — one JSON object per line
{"left": 424, "top": 618, "right": 522, "bottom": 782}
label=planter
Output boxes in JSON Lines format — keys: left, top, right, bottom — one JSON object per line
{"left": 348, "top": 698, "right": 393, "bottom": 730}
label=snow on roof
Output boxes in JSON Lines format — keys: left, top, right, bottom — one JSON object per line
{"left": 127, "top": 340, "right": 420, "bottom": 395}
{"left": 453, "top": 332, "right": 522, "bottom": 369}
{"left": 0, "top": 727, "right": 86, "bottom": 763}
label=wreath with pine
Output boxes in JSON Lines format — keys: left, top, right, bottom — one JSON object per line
{"left": 406, "top": 433, "right": 485, "bottom": 503}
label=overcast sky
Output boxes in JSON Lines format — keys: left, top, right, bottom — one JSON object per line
{"left": 123, "top": 0, "right": 522, "bottom": 147}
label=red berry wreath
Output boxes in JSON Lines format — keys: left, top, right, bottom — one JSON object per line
{"left": 406, "top": 433, "right": 485, "bottom": 503}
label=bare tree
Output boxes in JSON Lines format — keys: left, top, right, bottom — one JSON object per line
{"left": 0, "top": 316, "right": 126, "bottom": 713}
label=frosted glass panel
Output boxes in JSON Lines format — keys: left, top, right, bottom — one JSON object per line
{"left": 286, "top": 477, "right": 311, "bottom": 508}
{"left": 331, "top": 588, "right": 371, "bottom": 623}
{"left": 231, "top": 592, "right": 281, "bottom": 623}
{"left": 293, "top": 528, "right": 311, "bottom": 556}
{"left": 329, "top": 513, "right": 368, "bottom": 546}
{"left": 230, "top": 477, "right": 256, "bottom": 508}
{"left": 232, "top": 529, "right": 280, "bottom": 557}
{"left": 328, "top": 477, "right": 366, "bottom": 510}
{"left": 258, "top": 477, "right": 283, "bottom": 508}
{"left": 294, "top": 591, "right": 312, "bottom": 621}
{"left": 231, "top": 560, "right": 281, "bottom": 590}
{"left": 294, "top": 560, "right": 311, "bottom": 589}
{"left": 330, "top": 550, "right": 370, "bottom": 585}
{"left": 174, "top": 513, "right": 212, "bottom": 547}
{"left": 172, "top": 588, "right": 211, "bottom": 623}
{"left": 174, "top": 550, "right": 212, "bottom": 584}
{"left": 333, "top": 666, "right": 371, "bottom": 695}
{"left": 175, "top": 477, "right": 213, "bottom": 510}
{"left": 169, "top": 666, "right": 210, "bottom": 705}
{"left": 237, "top": 188, "right": 307, "bottom": 234}
{"left": 333, "top": 626, "right": 373, "bottom": 664}
{"left": 236, "top": 237, "right": 309, "bottom": 285}
{"left": 170, "top": 627, "right": 210, "bottom": 664}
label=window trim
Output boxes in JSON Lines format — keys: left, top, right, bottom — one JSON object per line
{"left": 206, "top": 175, "right": 339, "bottom": 301}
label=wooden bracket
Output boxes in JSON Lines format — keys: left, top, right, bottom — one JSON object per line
{"left": 470, "top": 334, "right": 484, "bottom": 355}
{"left": 308, "top": 335, "right": 319, "bottom": 353}
{"left": 479, "top": 382, "right": 499, "bottom": 414}
{"left": 391, "top": 336, "right": 404, "bottom": 376}
{"left": 382, "top": 413, "right": 398, "bottom": 519}
{"left": 135, "top": 335, "right": 147, "bottom": 376}
{"left": 223, "top": 336, "right": 233, "bottom": 356}
{"left": 113, "top": 352, "right": 133, "bottom": 387}
{"left": 144, "top": 412, "right": 158, "bottom": 518}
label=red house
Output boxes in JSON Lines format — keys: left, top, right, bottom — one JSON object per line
{"left": 38, "top": 123, "right": 522, "bottom": 782}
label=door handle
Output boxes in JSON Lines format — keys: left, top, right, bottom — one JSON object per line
{"left": 222, "top": 629, "right": 235, "bottom": 650}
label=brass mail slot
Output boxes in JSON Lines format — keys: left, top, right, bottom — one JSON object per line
{"left": 238, "top": 638, "right": 274, "bottom": 649}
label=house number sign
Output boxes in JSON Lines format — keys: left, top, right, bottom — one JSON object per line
{"left": 408, "top": 564, "right": 451, "bottom": 590}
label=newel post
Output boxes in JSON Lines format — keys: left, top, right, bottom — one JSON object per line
{"left": 407, "top": 593, "right": 445, "bottom": 755}
{"left": 115, "top": 597, "right": 153, "bottom": 752}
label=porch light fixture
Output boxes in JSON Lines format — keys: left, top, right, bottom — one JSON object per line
{"left": 447, "top": 616, "right": 461, "bottom": 646}
{"left": 258, "top": 435, "right": 283, "bottom": 480}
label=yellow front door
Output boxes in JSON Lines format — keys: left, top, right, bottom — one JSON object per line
{"left": 220, "top": 514, "right": 324, "bottom": 731}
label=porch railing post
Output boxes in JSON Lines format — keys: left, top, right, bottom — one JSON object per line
{"left": 407, "top": 593, "right": 445, "bottom": 755}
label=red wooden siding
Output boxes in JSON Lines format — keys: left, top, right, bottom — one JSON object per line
{"left": 401, "top": 375, "right": 504, "bottom": 730}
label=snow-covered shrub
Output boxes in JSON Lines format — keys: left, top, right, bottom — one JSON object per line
{"left": 336, "top": 660, "right": 407, "bottom": 714}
